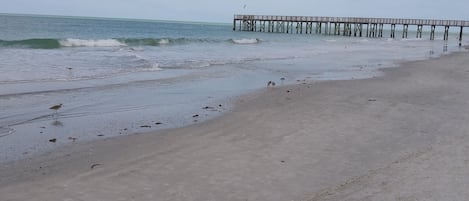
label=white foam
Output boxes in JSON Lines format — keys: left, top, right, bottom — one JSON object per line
{"left": 232, "top": 38, "right": 260, "bottom": 44}
{"left": 60, "top": 39, "right": 127, "bottom": 47}
{"left": 158, "top": 39, "right": 170, "bottom": 45}
{"left": 148, "top": 63, "right": 163, "bottom": 71}
{"left": 135, "top": 56, "right": 163, "bottom": 71}
{"left": 401, "top": 38, "right": 424, "bottom": 41}
{"left": 192, "top": 62, "right": 212, "bottom": 68}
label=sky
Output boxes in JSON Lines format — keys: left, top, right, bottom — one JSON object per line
{"left": 1, "top": 0, "right": 469, "bottom": 23}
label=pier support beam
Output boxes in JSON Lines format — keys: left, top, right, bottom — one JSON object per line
{"left": 353, "top": 24, "right": 363, "bottom": 37}
{"left": 402, "top": 24, "right": 409, "bottom": 38}
{"left": 343, "top": 23, "right": 346, "bottom": 36}
{"left": 444, "top": 26, "right": 450, "bottom": 40}
{"left": 308, "top": 22, "right": 317, "bottom": 34}
{"left": 416, "top": 25, "right": 423, "bottom": 38}
{"left": 333, "top": 23, "right": 337, "bottom": 35}
{"left": 337, "top": 23, "right": 341, "bottom": 36}
{"left": 390, "top": 24, "right": 396, "bottom": 38}
{"left": 343, "top": 23, "right": 352, "bottom": 36}
{"left": 430, "top": 25, "right": 436, "bottom": 40}
{"left": 317, "top": 22, "right": 323, "bottom": 34}
{"left": 368, "top": 24, "right": 372, "bottom": 37}
{"left": 310, "top": 22, "right": 314, "bottom": 34}
{"left": 335, "top": 23, "right": 341, "bottom": 35}
{"left": 332, "top": 23, "right": 336, "bottom": 35}
{"left": 366, "top": 24, "right": 369, "bottom": 37}
{"left": 326, "top": 22, "right": 330, "bottom": 35}
{"left": 369, "top": 24, "right": 377, "bottom": 37}
{"left": 378, "top": 24, "right": 384, "bottom": 37}
{"left": 296, "top": 22, "right": 303, "bottom": 34}
{"left": 280, "top": 21, "right": 286, "bottom": 33}
{"left": 359, "top": 24, "right": 363, "bottom": 37}
{"left": 459, "top": 26, "right": 464, "bottom": 46}
{"left": 354, "top": 24, "right": 358, "bottom": 37}
{"left": 243, "top": 19, "right": 255, "bottom": 32}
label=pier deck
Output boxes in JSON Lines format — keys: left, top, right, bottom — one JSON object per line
{"left": 233, "top": 15, "right": 469, "bottom": 45}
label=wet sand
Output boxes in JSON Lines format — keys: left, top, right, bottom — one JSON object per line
{"left": 1, "top": 52, "right": 469, "bottom": 201}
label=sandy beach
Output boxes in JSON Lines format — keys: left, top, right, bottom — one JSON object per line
{"left": 1, "top": 51, "right": 469, "bottom": 201}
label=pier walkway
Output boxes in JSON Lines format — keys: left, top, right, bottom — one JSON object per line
{"left": 233, "top": 15, "right": 469, "bottom": 45}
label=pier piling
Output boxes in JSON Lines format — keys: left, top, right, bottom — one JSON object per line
{"left": 430, "top": 25, "right": 436, "bottom": 40}
{"left": 444, "top": 26, "right": 450, "bottom": 40}
{"left": 460, "top": 26, "right": 464, "bottom": 46}
{"left": 402, "top": 24, "right": 409, "bottom": 38}
{"left": 390, "top": 24, "right": 396, "bottom": 38}
{"left": 417, "top": 25, "right": 423, "bottom": 38}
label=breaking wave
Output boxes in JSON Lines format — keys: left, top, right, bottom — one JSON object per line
{"left": 231, "top": 38, "right": 260, "bottom": 44}
{"left": 0, "top": 37, "right": 264, "bottom": 49}
{"left": 59, "top": 39, "right": 126, "bottom": 47}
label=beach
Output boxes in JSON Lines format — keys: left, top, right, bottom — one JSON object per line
{"left": 1, "top": 50, "right": 468, "bottom": 200}
{"left": 4, "top": 14, "right": 463, "bottom": 163}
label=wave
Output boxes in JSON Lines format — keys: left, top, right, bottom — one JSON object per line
{"left": 0, "top": 37, "right": 262, "bottom": 49}
{"left": 0, "top": 39, "right": 61, "bottom": 49}
{"left": 59, "top": 39, "right": 127, "bottom": 47}
{"left": 118, "top": 54, "right": 163, "bottom": 72}
{"left": 231, "top": 38, "right": 260, "bottom": 44}
{"left": 0, "top": 38, "right": 126, "bottom": 49}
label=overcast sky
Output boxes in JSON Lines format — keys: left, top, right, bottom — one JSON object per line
{"left": 1, "top": 0, "right": 469, "bottom": 23}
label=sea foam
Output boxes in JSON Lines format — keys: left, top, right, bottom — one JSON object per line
{"left": 231, "top": 38, "right": 260, "bottom": 44}
{"left": 60, "top": 39, "right": 127, "bottom": 47}
{"left": 158, "top": 39, "right": 170, "bottom": 45}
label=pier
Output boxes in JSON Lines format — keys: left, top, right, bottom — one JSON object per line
{"left": 233, "top": 15, "right": 469, "bottom": 46}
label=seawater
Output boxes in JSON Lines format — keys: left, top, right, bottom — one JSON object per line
{"left": 0, "top": 14, "right": 465, "bottom": 162}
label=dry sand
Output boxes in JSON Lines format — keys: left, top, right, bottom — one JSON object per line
{"left": 1, "top": 52, "right": 469, "bottom": 201}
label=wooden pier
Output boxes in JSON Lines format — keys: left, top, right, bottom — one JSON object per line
{"left": 233, "top": 15, "right": 469, "bottom": 46}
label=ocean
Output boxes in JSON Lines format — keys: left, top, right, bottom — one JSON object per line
{"left": 0, "top": 14, "right": 464, "bottom": 162}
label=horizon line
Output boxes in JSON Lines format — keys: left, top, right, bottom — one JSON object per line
{"left": 0, "top": 12, "right": 231, "bottom": 25}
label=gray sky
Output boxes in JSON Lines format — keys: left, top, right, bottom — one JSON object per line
{"left": 1, "top": 0, "right": 469, "bottom": 23}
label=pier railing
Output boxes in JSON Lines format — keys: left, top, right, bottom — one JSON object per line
{"left": 233, "top": 14, "right": 469, "bottom": 45}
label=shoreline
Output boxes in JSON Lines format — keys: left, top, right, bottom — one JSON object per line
{"left": 2, "top": 51, "right": 469, "bottom": 200}
{"left": 0, "top": 25, "right": 462, "bottom": 163}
